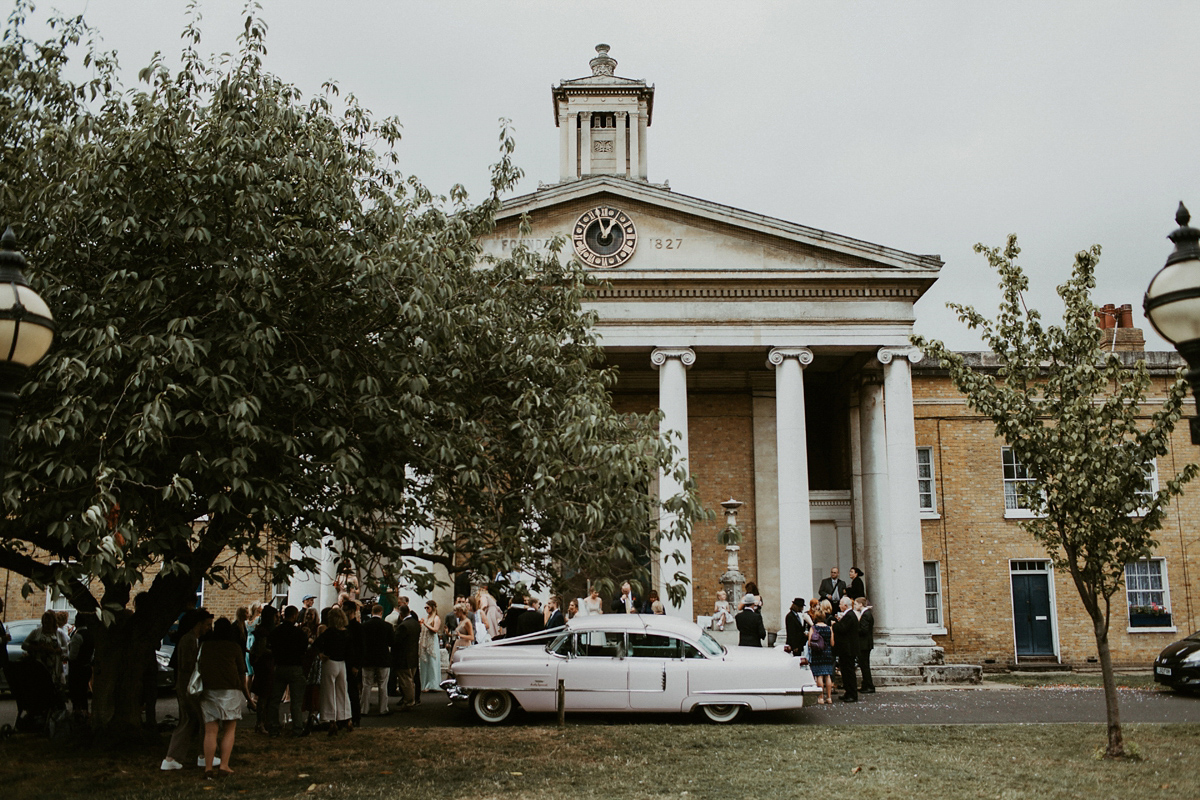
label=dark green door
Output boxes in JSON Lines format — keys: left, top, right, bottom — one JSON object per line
{"left": 1011, "top": 573, "right": 1055, "bottom": 656}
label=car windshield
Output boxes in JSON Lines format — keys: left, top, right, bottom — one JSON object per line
{"left": 6, "top": 621, "right": 40, "bottom": 644}
{"left": 1186, "top": 630, "right": 1200, "bottom": 643}
{"left": 696, "top": 630, "right": 725, "bottom": 656}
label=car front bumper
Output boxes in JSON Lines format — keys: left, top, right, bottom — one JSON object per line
{"left": 440, "top": 678, "right": 470, "bottom": 705}
{"left": 1154, "top": 660, "right": 1200, "bottom": 690}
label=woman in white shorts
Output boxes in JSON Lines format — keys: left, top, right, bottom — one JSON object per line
{"left": 198, "top": 617, "right": 251, "bottom": 778}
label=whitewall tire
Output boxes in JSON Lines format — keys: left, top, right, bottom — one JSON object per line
{"left": 472, "top": 690, "right": 515, "bottom": 724}
{"left": 700, "top": 704, "right": 743, "bottom": 724}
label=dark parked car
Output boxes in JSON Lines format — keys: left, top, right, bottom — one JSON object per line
{"left": 1153, "top": 629, "right": 1200, "bottom": 693}
{"left": 1, "top": 618, "right": 176, "bottom": 693}
{"left": 1, "top": 619, "right": 51, "bottom": 693}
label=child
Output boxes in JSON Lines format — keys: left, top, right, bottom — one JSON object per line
{"left": 712, "top": 590, "right": 733, "bottom": 631}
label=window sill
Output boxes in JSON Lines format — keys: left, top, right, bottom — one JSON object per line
{"left": 1127, "top": 626, "right": 1176, "bottom": 634}
{"left": 928, "top": 626, "right": 948, "bottom": 636}
{"left": 920, "top": 511, "right": 941, "bottom": 520}
{"left": 1004, "top": 509, "right": 1043, "bottom": 520}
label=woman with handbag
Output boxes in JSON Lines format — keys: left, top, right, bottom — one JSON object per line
{"left": 198, "top": 617, "right": 251, "bottom": 778}
{"left": 808, "top": 610, "right": 836, "bottom": 705}
{"left": 161, "top": 609, "right": 214, "bottom": 772}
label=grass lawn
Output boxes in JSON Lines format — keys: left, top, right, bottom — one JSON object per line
{"left": 2, "top": 722, "right": 1198, "bottom": 800}
{"left": 983, "top": 672, "right": 1161, "bottom": 690}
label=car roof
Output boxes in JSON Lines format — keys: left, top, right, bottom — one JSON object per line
{"left": 566, "top": 614, "right": 703, "bottom": 638}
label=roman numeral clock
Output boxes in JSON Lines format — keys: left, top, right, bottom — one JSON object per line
{"left": 572, "top": 206, "right": 638, "bottom": 268}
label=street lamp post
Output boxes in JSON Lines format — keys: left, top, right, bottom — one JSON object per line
{"left": 0, "top": 226, "right": 55, "bottom": 458}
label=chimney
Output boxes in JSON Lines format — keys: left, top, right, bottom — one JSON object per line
{"left": 1097, "top": 302, "right": 1144, "bottom": 352}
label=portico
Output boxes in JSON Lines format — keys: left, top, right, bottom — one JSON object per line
{"left": 480, "top": 45, "right": 946, "bottom": 665}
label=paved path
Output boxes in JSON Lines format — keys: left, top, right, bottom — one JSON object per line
{"left": 4, "top": 684, "right": 1195, "bottom": 730}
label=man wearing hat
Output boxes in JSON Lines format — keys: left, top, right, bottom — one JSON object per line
{"left": 301, "top": 595, "right": 316, "bottom": 611}
{"left": 783, "top": 598, "right": 809, "bottom": 658}
{"left": 735, "top": 594, "right": 766, "bottom": 647}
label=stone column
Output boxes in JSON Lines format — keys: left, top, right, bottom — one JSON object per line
{"left": 876, "top": 346, "right": 937, "bottom": 657}
{"left": 857, "top": 376, "right": 888, "bottom": 618}
{"left": 566, "top": 112, "right": 578, "bottom": 179}
{"left": 768, "top": 347, "right": 813, "bottom": 628}
{"left": 651, "top": 347, "right": 695, "bottom": 620}
{"left": 637, "top": 108, "right": 649, "bottom": 179}
{"left": 615, "top": 111, "right": 627, "bottom": 177}
{"left": 848, "top": 385, "right": 866, "bottom": 567}
{"left": 580, "top": 112, "right": 592, "bottom": 176}
{"left": 628, "top": 111, "right": 640, "bottom": 180}
{"left": 559, "top": 104, "right": 571, "bottom": 181}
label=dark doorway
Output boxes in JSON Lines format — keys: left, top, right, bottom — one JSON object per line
{"left": 1011, "top": 572, "right": 1055, "bottom": 657}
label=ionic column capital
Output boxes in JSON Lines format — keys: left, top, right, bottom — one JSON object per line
{"left": 767, "top": 347, "right": 813, "bottom": 368}
{"left": 877, "top": 346, "right": 923, "bottom": 366}
{"left": 651, "top": 347, "right": 696, "bottom": 369}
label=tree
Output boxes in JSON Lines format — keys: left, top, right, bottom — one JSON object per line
{"left": 914, "top": 235, "right": 1198, "bottom": 758}
{"left": 0, "top": 5, "right": 704, "bottom": 737}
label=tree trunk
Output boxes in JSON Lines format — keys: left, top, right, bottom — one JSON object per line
{"left": 1092, "top": 612, "right": 1125, "bottom": 758}
{"left": 90, "top": 612, "right": 160, "bottom": 742}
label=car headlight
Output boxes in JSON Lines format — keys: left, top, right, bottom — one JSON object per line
{"left": 1182, "top": 650, "right": 1200, "bottom": 666}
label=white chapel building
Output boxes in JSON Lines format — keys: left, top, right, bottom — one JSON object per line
{"left": 480, "top": 45, "right": 947, "bottom": 667}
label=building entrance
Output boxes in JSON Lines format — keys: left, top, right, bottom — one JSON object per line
{"left": 1010, "top": 561, "right": 1055, "bottom": 657}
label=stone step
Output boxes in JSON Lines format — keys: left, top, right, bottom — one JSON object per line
{"left": 869, "top": 664, "right": 983, "bottom": 686}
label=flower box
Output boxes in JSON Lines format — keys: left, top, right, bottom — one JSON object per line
{"left": 1129, "top": 612, "right": 1171, "bottom": 628}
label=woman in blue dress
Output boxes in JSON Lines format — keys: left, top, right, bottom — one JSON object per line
{"left": 808, "top": 610, "right": 836, "bottom": 704}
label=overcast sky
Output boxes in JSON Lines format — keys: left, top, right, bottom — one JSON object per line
{"left": 13, "top": 0, "right": 1200, "bottom": 349}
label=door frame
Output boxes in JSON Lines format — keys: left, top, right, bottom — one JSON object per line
{"left": 1008, "top": 559, "right": 1060, "bottom": 663}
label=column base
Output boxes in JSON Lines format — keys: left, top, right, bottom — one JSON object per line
{"left": 874, "top": 630, "right": 943, "bottom": 667}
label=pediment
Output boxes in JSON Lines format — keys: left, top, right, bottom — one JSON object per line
{"left": 482, "top": 176, "right": 942, "bottom": 289}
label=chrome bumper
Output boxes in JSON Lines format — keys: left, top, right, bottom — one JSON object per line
{"left": 440, "top": 678, "right": 470, "bottom": 704}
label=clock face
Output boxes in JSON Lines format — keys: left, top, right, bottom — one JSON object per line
{"left": 572, "top": 206, "right": 637, "bottom": 268}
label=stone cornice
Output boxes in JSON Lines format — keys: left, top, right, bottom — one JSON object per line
{"left": 591, "top": 285, "right": 924, "bottom": 300}
{"left": 913, "top": 349, "right": 1184, "bottom": 377}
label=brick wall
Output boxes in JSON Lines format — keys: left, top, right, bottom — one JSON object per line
{"left": 914, "top": 368, "right": 1198, "bottom": 666}
{"left": 2, "top": 547, "right": 279, "bottom": 628}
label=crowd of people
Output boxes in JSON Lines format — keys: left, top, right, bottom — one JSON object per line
{"left": 0, "top": 566, "right": 879, "bottom": 778}
{"left": 780, "top": 566, "right": 876, "bottom": 704}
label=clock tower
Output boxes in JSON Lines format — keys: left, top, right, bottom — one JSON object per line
{"left": 553, "top": 44, "right": 654, "bottom": 182}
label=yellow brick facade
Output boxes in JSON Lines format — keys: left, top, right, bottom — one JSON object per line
{"left": 913, "top": 363, "right": 1198, "bottom": 667}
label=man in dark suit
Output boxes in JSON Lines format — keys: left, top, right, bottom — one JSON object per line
{"left": 499, "top": 596, "right": 529, "bottom": 640}
{"left": 854, "top": 596, "right": 876, "bottom": 693}
{"left": 267, "top": 606, "right": 309, "bottom": 737}
{"left": 735, "top": 595, "right": 766, "bottom": 646}
{"left": 545, "top": 597, "right": 565, "bottom": 629}
{"left": 516, "top": 597, "right": 545, "bottom": 636}
{"left": 819, "top": 567, "right": 846, "bottom": 607}
{"left": 783, "top": 598, "right": 809, "bottom": 658}
{"left": 832, "top": 596, "right": 859, "bottom": 702}
{"left": 846, "top": 567, "right": 866, "bottom": 602}
{"left": 392, "top": 605, "right": 421, "bottom": 710}
{"left": 359, "top": 603, "right": 393, "bottom": 715}
{"left": 610, "top": 581, "right": 640, "bottom": 614}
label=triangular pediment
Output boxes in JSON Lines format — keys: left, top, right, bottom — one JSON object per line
{"left": 483, "top": 176, "right": 942, "bottom": 284}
